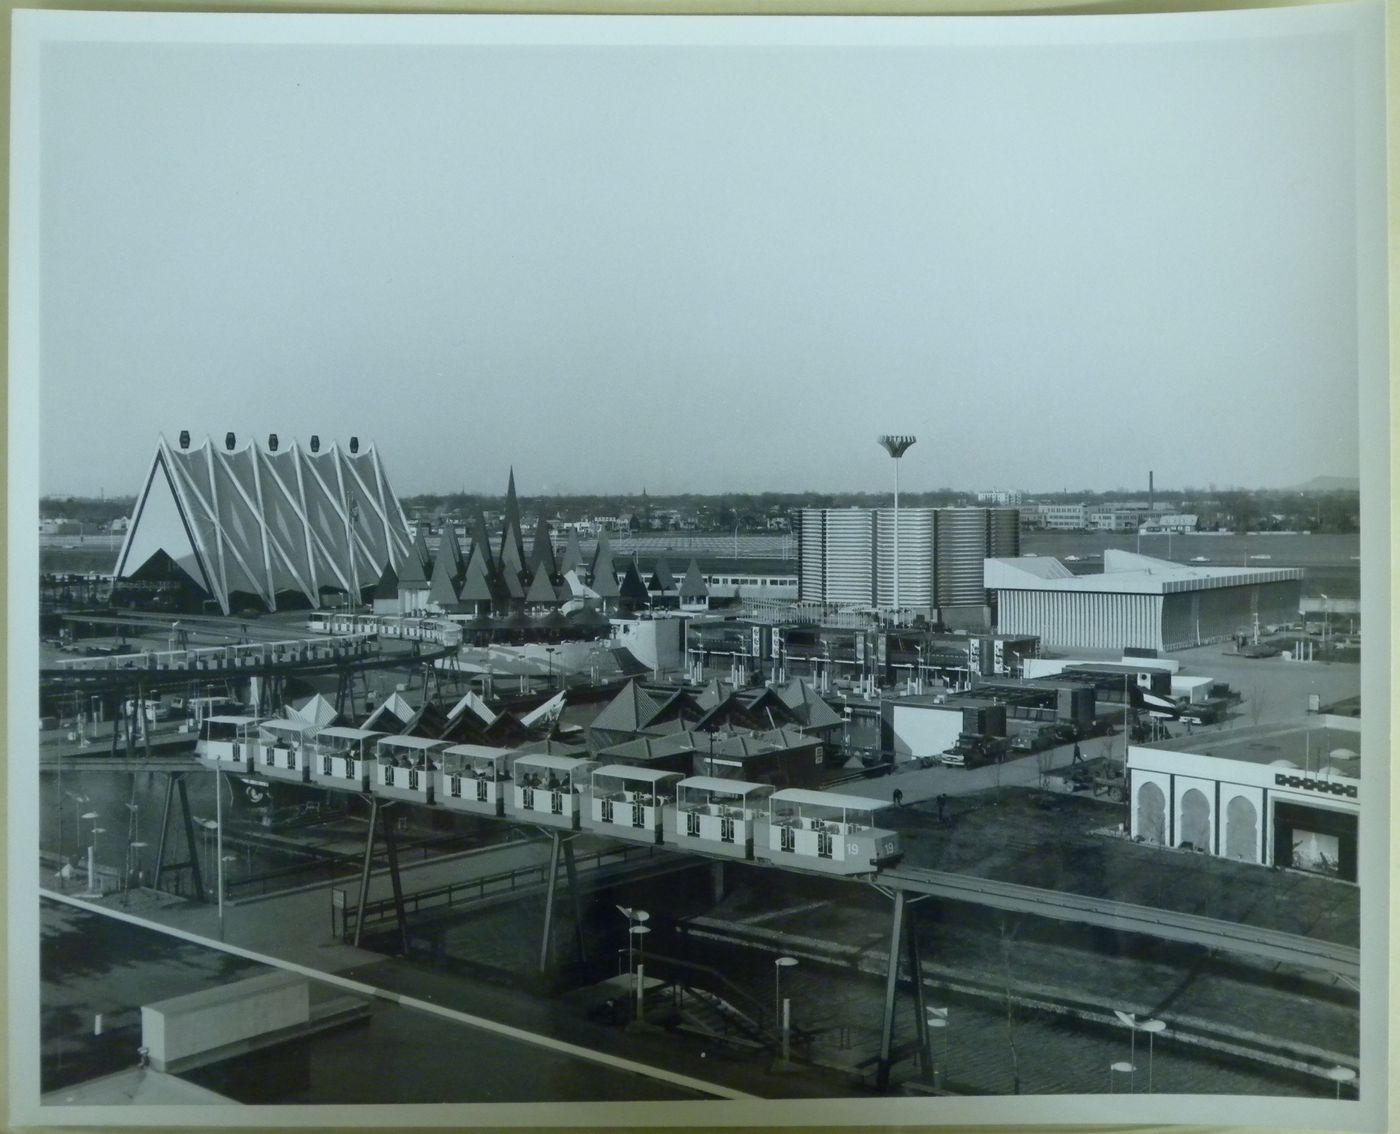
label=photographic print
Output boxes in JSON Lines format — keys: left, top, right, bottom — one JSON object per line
{"left": 8, "top": 5, "right": 1390, "bottom": 1129}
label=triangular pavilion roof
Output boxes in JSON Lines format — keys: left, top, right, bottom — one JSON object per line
{"left": 469, "top": 512, "right": 494, "bottom": 567}
{"left": 590, "top": 680, "right": 663, "bottom": 734}
{"left": 648, "top": 558, "right": 676, "bottom": 592}
{"left": 590, "top": 529, "right": 614, "bottom": 584}
{"left": 590, "top": 556, "right": 620, "bottom": 599}
{"left": 499, "top": 469, "right": 527, "bottom": 575}
{"left": 528, "top": 517, "right": 557, "bottom": 578}
{"left": 373, "top": 561, "right": 399, "bottom": 600}
{"left": 398, "top": 527, "right": 432, "bottom": 588}
{"left": 459, "top": 546, "right": 500, "bottom": 603}
{"left": 559, "top": 530, "right": 584, "bottom": 575}
{"left": 775, "top": 679, "right": 844, "bottom": 730}
{"left": 500, "top": 561, "right": 525, "bottom": 599}
{"left": 679, "top": 560, "right": 709, "bottom": 600}
{"left": 696, "top": 686, "right": 801, "bottom": 732}
{"left": 618, "top": 560, "right": 650, "bottom": 602}
{"left": 428, "top": 547, "right": 462, "bottom": 605}
{"left": 525, "top": 563, "right": 560, "bottom": 604}
{"left": 289, "top": 692, "right": 342, "bottom": 728}
{"left": 361, "top": 691, "right": 418, "bottom": 732}
{"left": 438, "top": 524, "right": 466, "bottom": 584}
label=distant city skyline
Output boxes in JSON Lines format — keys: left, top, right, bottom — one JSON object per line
{"left": 35, "top": 13, "right": 1365, "bottom": 500}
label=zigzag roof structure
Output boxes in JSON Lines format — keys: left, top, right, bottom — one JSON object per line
{"left": 114, "top": 434, "right": 413, "bottom": 615}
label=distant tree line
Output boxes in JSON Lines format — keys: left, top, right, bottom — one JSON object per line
{"left": 397, "top": 486, "right": 1360, "bottom": 534}
{"left": 41, "top": 483, "right": 1358, "bottom": 536}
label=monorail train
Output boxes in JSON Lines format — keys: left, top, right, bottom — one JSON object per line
{"left": 306, "top": 612, "right": 463, "bottom": 647}
{"left": 195, "top": 718, "right": 901, "bottom": 875}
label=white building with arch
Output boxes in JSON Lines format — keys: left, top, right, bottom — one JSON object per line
{"left": 1127, "top": 716, "right": 1360, "bottom": 883}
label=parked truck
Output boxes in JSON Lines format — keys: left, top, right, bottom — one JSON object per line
{"left": 939, "top": 732, "right": 1011, "bottom": 768}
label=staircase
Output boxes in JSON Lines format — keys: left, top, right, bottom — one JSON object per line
{"left": 673, "top": 985, "right": 771, "bottom": 1051}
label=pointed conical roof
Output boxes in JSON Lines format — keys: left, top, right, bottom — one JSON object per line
{"left": 373, "top": 561, "right": 400, "bottom": 600}
{"left": 469, "top": 512, "right": 494, "bottom": 566}
{"left": 459, "top": 545, "right": 499, "bottom": 604}
{"left": 528, "top": 517, "right": 557, "bottom": 578}
{"left": 500, "top": 565, "right": 525, "bottom": 600}
{"left": 438, "top": 523, "right": 466, "bottom": 585}
{"left": 499, "top": 469, "right": 527, "bottom": 574}
{"left": 618, "top": 560, "right": 650, "bottom": 602}
{"left": 648, "top": 558, "right": 676, "bottom": 591}
{"left": 679, "top": 559, "right": 708, "bottom": 600}
{"left": 398, "top": 527, "right": 431, "bottom": 587}
{"left": 525, "top": 562, "right": 559, "bottom": 604}
{"left": 590, "top": 529, "right": 614, "bottom": 583}
{"left": 590, "top": 556, "right": 620, "bottom": 599}
{"left": 428, "top": 545, "right": 462, "bottom": 605}
{"left": 559, "top": 529, "right": 584, "bottom": 575}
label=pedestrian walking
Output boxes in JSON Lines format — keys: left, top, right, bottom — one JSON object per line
{"left": 892, "top": 788, "right": 904, "bottom": 807}
{"left": 936, "top": 793, "right": 947, "bottom": 823}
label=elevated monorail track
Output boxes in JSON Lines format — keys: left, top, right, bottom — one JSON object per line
{"left": 874, "top": 867, "right": 1359, "bottom": 980}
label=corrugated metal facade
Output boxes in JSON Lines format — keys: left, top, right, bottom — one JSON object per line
{"left": 798, "top": 506, "right": 1014, "bottom": 612}
{"left": 934, "top": 509, "right": 990, "bottom": 607}
{"left": 995, "top": 578, "right": 1302, "bottom": 651}
{"left": 874, "top": 509, "right": 935, "bottom": 607}
{"left": 996, "top": 590, "right": 1165, "bottom": 651}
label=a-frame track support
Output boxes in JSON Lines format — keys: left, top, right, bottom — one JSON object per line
{"left": 151, "top": 771, "right": 206, "bottom": 902}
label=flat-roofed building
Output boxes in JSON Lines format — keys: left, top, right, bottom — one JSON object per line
{"left": 986, "top": 550, "right": 1303, "bottom": 652}
{"left": 1127, "top": 716, "right": 1359, "bottom": 881}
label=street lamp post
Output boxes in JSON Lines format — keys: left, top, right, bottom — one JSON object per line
{"left": 630, "top": 925, "right": 652, "bottom": 1020}
{"left": 1114, "top": 1011, "right": 1165, "bottom": 1092}
{"left": 927, "top": 1006, "right": 949, "bottom": 1086}
{"left": 1325, "top": 1065, "right": 1357, "bottom": 1100}
{"left": 617, "top": 906, "right": 649, "bottom": 977}
{"left": 877, "top": 435, "right": 917, "bottom": 624}
{"left": 546, "top": 647, "right": 557, "bottom": 689}
{"left": 80, "top": 811, "right": 100, "bottom": 896}
{"left": 774, "top": 955, "right": 798, "bottom": 1062}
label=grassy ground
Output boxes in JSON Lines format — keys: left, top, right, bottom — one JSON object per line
{"left": 887, "top": 787, "right": 1358, "bottom": 947}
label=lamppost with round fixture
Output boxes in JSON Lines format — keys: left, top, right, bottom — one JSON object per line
{"left": 877, "top": 435, "right": 917, "bottom": 623}
{"left": 80, "top": 811, "right": 100, "bottom": 896}
{"left": 774, "top": 955, "right": 798, "bottom": 1064}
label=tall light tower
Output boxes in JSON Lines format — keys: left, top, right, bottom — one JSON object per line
{"left": 877, "top": 435, "right": 917, "bottom": 618}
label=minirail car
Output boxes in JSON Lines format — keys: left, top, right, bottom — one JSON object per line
{"left": 194, "top": 725, "right": 899, "bottom": 874}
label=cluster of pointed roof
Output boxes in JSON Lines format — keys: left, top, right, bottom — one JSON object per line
{"left": 281, "top": 674, "right": 844, "bottom": 785}
{"left": 377, "top": 470, "right": 710, "bottom": 615}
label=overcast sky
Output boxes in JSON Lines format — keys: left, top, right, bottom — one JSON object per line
{"left": 34, "top": 11, "right": 1374, "bottom": 499}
